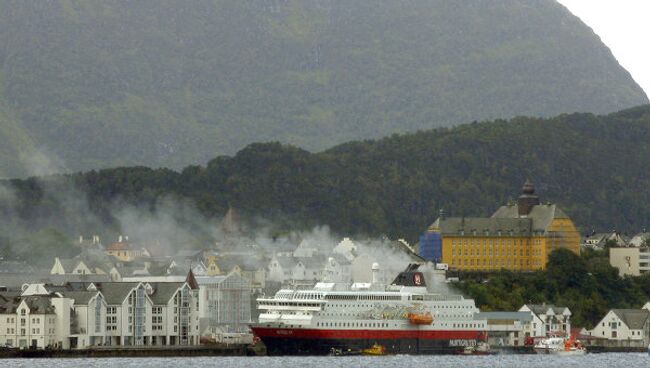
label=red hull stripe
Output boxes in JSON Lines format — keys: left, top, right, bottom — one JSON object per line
{"left": 251, "top": 327, "right": 484, "bottom": 340}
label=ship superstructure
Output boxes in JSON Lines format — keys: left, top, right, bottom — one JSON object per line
{"left": 250, "top": 264, "right": 487, "bottom": 355}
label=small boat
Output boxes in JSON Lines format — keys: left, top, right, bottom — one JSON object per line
{"left": 534, "top": 336, "right": 586, "bottom": 355}
{"left": 329, "top": 347, "right": 361, "bottom": 356}
{"left": 361, "top": 343, "right": 387, "bottom": 356}
{"left": 460, "top": 342, "right": 496, "bottom": 355}
{"left": 407, "top": 312, "right": 433, "bottom": 325}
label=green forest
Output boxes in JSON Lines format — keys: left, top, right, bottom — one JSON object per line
{"left": 455, "top": 248, "right": 650, "bottom": 328}
{"left": 1, "top": 105, "right": 649, "bottom": 249}
{"left": 0, "top": 0, "right": 647, "bottom": 177}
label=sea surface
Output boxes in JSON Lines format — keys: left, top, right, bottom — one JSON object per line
{"left": 0, "top": 353, "right": 648, "bottom": 368}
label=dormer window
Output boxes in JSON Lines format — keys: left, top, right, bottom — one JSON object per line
{"left": 20, "top": 309, "right": 25, "bottom": 316}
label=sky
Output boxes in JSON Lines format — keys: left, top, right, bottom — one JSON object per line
{"left": 557, "top": 0, "right": 650, "bottom": 97}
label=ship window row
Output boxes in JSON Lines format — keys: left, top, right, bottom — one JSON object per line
{"left": 260, "top": 302, "right": 320, "bottom": 307}
{"left": 453, "top": 323, "right": 483, "bottom": 329}
{"left": 294, "top": 293, "right": 324, "bottom": 300}
{"left": 317, "top": 322, "right": 389, "bottom": 328}
{"left": 325, "top": 295, "right": 400, "bottom": 301}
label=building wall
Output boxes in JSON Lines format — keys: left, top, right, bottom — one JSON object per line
{"left": 589, "top": 311, "right": 647, "bottom": 341}
{"left": 610, "top": 248, "right": 641, "bottom": 277}
{"left": 545, "top": 218, "right": 581, "bottom": 257}
{"left": 441, "top": 235, "right": 547, "bottom": 271}
{"left": 419, "top": 231, "right": 442, "bottom": 262}
{"left": 439, "top": 219, "right": 580, "bottom": 272}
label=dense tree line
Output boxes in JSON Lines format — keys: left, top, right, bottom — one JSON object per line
{"left": 454, "top": 248, "right": 650, "bottom": 328}
{"left": 1, "top": 106, "right": 649, "bottom": 247}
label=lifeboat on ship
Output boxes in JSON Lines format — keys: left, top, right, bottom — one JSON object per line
{"left": 407, "top": 312, "right": 433, "bottom": 325}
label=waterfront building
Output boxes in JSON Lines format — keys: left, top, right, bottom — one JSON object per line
{"left": 519, "top": 304, "right": 571, "bottom": 337}
{"left": 421, "top": 181, "right": 580, "bottom": 271}
{"left": 0, "top": 279, "right": 200, "bottom": 350}
{"left": 122, "top": 272, "right": 253, "bottom": 335}
{"left": 474, "top": 311, "right": 533, "bottom": 346}
{"left": 195, "top": 273, "right": 251, "bottom": 334}
{"left": 587, "top": 309, "right": 650, "bottom": 347}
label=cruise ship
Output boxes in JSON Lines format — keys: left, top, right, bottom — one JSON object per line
{"left": 250, "top": 264, "right": 487, "bottom": 355}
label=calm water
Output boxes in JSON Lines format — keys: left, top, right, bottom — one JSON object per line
{"left": 0, "top": 353, "right": 649, "bottom": 368}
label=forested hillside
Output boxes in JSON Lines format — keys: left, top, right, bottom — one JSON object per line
{"left": 0, "top": 0, "right": 647, "bottom": 177}
{"left": 2, "top": 106, "right": 650, "bottom": 246}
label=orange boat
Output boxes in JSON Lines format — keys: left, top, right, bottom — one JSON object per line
{"left": 408, "top": 312, "right": 433, "bottom": 325}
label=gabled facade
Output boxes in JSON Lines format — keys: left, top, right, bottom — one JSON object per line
{"left": 519, "top": 304, "right": 571, "bottom": 337}
{"left": 588, "top": 309, "right": 650, "bottom": 344}
{"left": 267, "top": 255, "right": 294, "bottom": 283}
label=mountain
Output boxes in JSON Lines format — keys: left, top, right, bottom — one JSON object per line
{"left": 0, "top": 0, "right": 647, "bottom": 178}
{"left": 3, "top": 105, "right": 650, "bottom": 243}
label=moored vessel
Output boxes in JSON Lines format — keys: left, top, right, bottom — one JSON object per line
{"left": 250, "top": 263, "right": 487, "bottom": 355}
{"left": 534, "top": 336, "right": 586, "bottom": 355}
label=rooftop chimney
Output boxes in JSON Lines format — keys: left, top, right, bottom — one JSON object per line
{"left": 372, "top": 262, "right": 380, "bottom": 284}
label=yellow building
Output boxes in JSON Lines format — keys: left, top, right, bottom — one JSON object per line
{"left": 430, "top": 181, "right": 580, "bottom": 271}
{"left": 105, "top": 237, "right": 147, "bottom": 262}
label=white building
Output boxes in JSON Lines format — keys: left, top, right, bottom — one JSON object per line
{"left": 474, "top": 311, "right": 534, "bottom": 346}
{"left": 518, "top": 304, "right": 571, "bottom": 337}
{"left": 122, "top": 273, "right": 253, "bottom": 335}
{"left": 587, "top": 309, "right": 650, "bottom": 346}
{"left": 628, "top": 232, "right": 650, "bottom": 247}
{"left": 195, "top": 273, "right": 251, "bottom": 334}
{"left": 267, "top": 255, "right": 295, "bottom": 283}
{"left": 333, "top": 237, "right": 357, "bottom": 261}
{"left": 0, "top": 280, "right": 201, "bottom": 350}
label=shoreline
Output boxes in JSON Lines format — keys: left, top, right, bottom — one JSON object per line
{"left": 0, "top": 345, "right": 262, "bottom": 359}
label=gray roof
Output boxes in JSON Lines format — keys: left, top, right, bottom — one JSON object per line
{"left": 97, "top": 282, "right": 140, "bottom": 305}
{"left": 433, "top": 217, "right": 533, "bottom": 236}
{"left": 0, "top": 292, "right": 22, "bottom": 313}
{"left": 526, "top": 304, "right": 555, "bottom": 315}
{"left": 296, "top": 256, "right": 327, "bottom": 270}
{"left": 58, "top": 258, "right": 77, "bottom": 272}
{"left": 475, "top": 312, "right": 533, "bottom": 322}
{"left": 60, "top": 291, "right": 99, "bottom": 305}
{"left": 492, "top": 203, "right": 569, "bottom": 232}
{"left": 22, "top": 296, "right": 55, "bottom": 314}
{"left": 273, "top": 256, "right": 296, "bottom": 270}
{"left": 148, "top": 282, "right": 184, "bottom": 305}
{"left": 612, "top": 309, "right": 650, "bottom": 329}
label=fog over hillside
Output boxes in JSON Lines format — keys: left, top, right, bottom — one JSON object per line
{"left": 0, "top": 0, "right": 647, "bottom": 178}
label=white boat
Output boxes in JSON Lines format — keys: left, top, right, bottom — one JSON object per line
{"left": 534, "top": 336, "right": 586, "bottom": 355}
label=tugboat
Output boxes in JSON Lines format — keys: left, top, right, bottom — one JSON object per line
{"left": 361, "top": 343, "right": 387, "bottom": 356}
{"left": 251, "top": 263, "right": 488, "bottom": 355}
